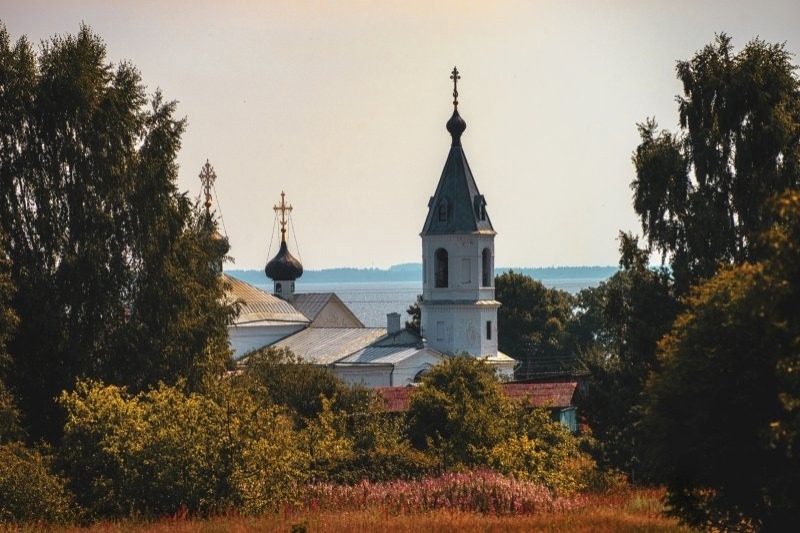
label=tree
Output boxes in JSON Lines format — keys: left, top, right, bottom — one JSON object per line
{"left": 642, "top": 192, "right": 800, "bottom": 530}
{"left": 572, "top": 233, "right": 677, "bottom": 481}
{"left": 632, "top": 34, "right": 800, "bottom": 293}
{"left": 0, "top": 23, "right": 234, "bottom": 441}
{"left": 405, "top": 294, "right": 422, "bottom": 334}
{"left": 495, "top": 271, "right": 577, "bottom": 377}
{"left": 407, "top": 355, "right": 511, "bottom": 468}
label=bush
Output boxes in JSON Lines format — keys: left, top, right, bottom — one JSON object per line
{"left": 58, "top": 379, "right": 308, "bottom": 519}
{"left": 0, "top": 442, "right": 74, "bottom": 524}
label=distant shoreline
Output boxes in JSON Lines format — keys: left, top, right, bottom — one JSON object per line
{"left": 226, "top": 264, "right": 619, "bottom": 286}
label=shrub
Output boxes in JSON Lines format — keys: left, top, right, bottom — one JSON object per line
{"left": 0, "top": 442, "right": 74, "bottom": 524}
{"left": 58, "top": 379, "right": 308, "bottom": 519}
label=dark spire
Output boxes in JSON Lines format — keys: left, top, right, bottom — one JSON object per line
{"left": 265, "top": 192, "right": 303, "bottom": 281}
{"left": 421, "top": 67, "right": 493, "bottom": 236}
{"left": 198, "top": 160, "right": 230, "bottom": 261}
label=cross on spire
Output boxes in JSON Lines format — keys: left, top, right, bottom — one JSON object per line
{"left": 450, "top": 66, "right": 460, "bottom": 107}
{"left": 199, "top": 159, "right": 217, "bottom": 214}
{"left": 273, "top": 191, "right": 293, "bottom": 242}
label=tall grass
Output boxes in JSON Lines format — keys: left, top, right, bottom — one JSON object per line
{"left": 301, "top": 469, "right": 585, "bottom": 515}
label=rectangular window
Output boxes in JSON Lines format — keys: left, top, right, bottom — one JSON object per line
{"left": 486, "top": 320, "right": 492, "bottom": 340}
{"left": 436, "top": 321, "right": 445, "bottom": 341}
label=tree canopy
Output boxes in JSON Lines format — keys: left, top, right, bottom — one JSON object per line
{"left": 0, "top": 23, "right": 234, "bottom": 441}
{"left": 632, "top": 33, "right": 800, "bottom": 293}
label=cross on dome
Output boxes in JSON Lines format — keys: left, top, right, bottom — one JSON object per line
{"left": 273, "top": 191, "right": 293, "bottom": 243}
{"left": 450, "top": 66, "right": 460, "bottom": 107}
{"left": 199, "top": 159, "right": 217, "bottom": 214}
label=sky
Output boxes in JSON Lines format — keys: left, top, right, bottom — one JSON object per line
{"left": 3, "top": 1, "right": 800, "bottom": 270}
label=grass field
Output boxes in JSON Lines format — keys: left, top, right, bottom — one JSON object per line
{"left": 54, "top": 488, "right": 693, "bottom": 532}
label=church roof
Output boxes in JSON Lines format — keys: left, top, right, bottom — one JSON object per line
{"left": 421, "top": 100, "right": 495, "bottom": 236}
{"left": 223, "top": 274, "right": 309, "bottom": 326}
{"left": 292, "top": 293, "right": 364, "bottom": 327}
{"left": 270, "top": 327, "right": 388, "bottom": 365}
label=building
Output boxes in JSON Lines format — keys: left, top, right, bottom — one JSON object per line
{"left": 419, "top": 67, "right": 516, "bottom": 377}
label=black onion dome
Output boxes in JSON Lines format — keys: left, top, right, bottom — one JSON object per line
{"left": 265, "top": 240, "right": 303, "bottom": 280}
{"left": 446, "top": 109, "right": 466, "bottom": 144}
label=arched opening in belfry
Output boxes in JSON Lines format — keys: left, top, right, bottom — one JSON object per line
{"left": 435, "top": 248, "right": 449, "bottom": 288}
{"left": 482, "top": 247, "right": 492, "bottom": 287}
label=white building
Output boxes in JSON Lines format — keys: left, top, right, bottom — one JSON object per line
{"left": 226, "top": 67, "right": 515, "bottom": 384}
{"left": 419, "top": 68, "right": 516, "bottom": 377}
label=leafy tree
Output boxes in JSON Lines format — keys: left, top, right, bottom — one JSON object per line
{"left": 405, "top": 294, "right": 422, "bottom": 334}
{"left": 0, "top": 442, "right": 75, "bottom": 524}
{"left": 0, "top": 23, "right": 234, "bottom": 441}
{"left": 407, "top": 355, "right": 511, "bottom": 468}
{"left": 642, "top": 192, "right": 800, "bottom": 530}
{"left": 495, "top": 271, "right": 577, "bottom": 377}
{"left": 58, "top": 379, "right": 308, "bottom": 519}
{"left": 242, "top": 347, "right": 371, "bottom": 427}
{"left": 572, "top": 233, "right": 677, "bottom": 481}
{"left": 489, "top": 405, "right": 595, "bottom": 495}
{"left": 632, "top": 34, "right": 800, "bottom": 293}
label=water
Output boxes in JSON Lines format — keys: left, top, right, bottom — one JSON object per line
{"left": 254, "top": 277, "right": 608, "bottom": 328}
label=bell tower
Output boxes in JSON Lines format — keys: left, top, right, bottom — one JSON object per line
{"left": 420, "top": 68, "right": 500, "bottom": 358}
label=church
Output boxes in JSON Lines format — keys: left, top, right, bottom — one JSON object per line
{"left": 224, "top": 67, "right": 518, "bottom": 386}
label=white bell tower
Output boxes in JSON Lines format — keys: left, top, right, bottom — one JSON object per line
{"left": 420, "top": 67, "right": 500, "bottom": 359}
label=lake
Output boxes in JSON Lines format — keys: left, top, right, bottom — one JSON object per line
{"left": 252, "top": 277, "right": 610, "bottom": 328}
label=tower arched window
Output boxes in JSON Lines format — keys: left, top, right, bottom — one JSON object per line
{"left": 435, "top": 248, "right": 449, "bottom": 288}
{"left": 482, "top": 247, "right": 492, "bottom": 287}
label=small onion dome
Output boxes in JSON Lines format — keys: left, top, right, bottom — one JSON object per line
{"left": 210, "top": 230, "right": 230, "bottom": 257}
{"left": 446, "top": 109, "right": 466, "bottom": 144}
{"left": 264, "top": 240, "right": 303, "bottom": 281}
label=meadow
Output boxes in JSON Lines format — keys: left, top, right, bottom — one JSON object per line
{"left": 50, "top": 474, "right": 691, "bottom": 533}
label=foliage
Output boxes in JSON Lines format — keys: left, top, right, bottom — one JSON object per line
{"left": 404, "top": 293, "right": 422, "bottom": 334}
{"left": 572, "top": 233, "right": 677, "bottom": 481}
{"left": 242, "top": 347, "right": 372, "bottom": 427}
{"left": 0, "top": 23, "right": 235, "bottom": 442}
{"left": 495, "top": 271, "right": 577, "bottom": 376}
{"left": 642, "top": 192, "right": 800, "bottom": 530}
{"left": 631, "top": 33, "right": 800, "bottom": 293}
{"left": 489, "top": 405, "right": 595, "bottom": 494}
{"left": 0, "top": 442, "right": 74, "bottom": 524}
{"left": 58, "top": 379, "right": 308, "bottom": 519}
{"left": 407, "top": 355, "right": 512, "bottom": 468}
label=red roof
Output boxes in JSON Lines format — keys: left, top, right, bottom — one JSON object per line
{"left": 376, "top": 381, "right": 577, "bottom": 413}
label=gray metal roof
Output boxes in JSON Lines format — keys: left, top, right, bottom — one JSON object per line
{"left": 292, "top": 293, "right": 364, "bottom": 326}
{"left": 336, "top": 345, "right": 439, "bottom": 366}
{"left": 421, "top": 109, "right": 495, "bottom": 236}
{"left": 271, "top": 327, "right": 388, "bottom": 365}
{"left": 223, "top": 274, "right": 310, "bottom": 326}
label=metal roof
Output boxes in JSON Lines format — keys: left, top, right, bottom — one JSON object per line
{"left": 223, "top": 274, "right": 309, "bottom": 326}
{"left": 336, "top": 346, "right": 439, "bottom": 366}
{"left": 421, "top": 108, "right": 495, "bottom": 236}
{"left": 376, "top": 380, "right": 578, "bottom": 413}
{"left": 271, "top": 327, "right": 388, "bottom": 365}
{"left": 292, "top": 293, "right": 364, "bottom": 326}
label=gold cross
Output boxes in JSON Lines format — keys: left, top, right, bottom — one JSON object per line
{"left": 199, "top": 159, "right": 217, "bottom": 213}
{"left": 450, "top": 66, "right": 460, "bottom": 107}
{"left": 273, "top": 191, "right": 293, "bottom": 241}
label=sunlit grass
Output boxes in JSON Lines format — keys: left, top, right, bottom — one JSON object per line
{"left": 48, "top": 479, "right": 692, "bottom": 533}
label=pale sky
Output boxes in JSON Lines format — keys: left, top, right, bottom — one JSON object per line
{"left": 3, "top": 1, "right": 799, "bottom": 270}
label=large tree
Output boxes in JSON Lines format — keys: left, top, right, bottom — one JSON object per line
{"left": 642, "top": 192, "right": 800, "bottom": 530}
{"left": 573, "top": 233, "right": 676, "bottom": 481}
{"left": 632, "top": 34, "right": 800, "bottom": 293}
{"left": 0, "top": 23, "right": 234, "bottom": 441}
{"left": 495, "top": 271, "right": 577, "bottom": 377}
